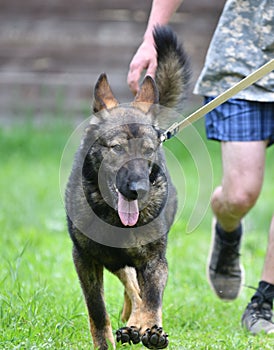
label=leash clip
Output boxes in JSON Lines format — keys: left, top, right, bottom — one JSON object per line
{"left": 160, "top": 122, "right": 180, "bottom": 142}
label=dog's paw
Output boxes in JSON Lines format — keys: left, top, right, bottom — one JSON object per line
{"left": 116, "top": 326, "right": 140, "bottom": 345}
{"left": 141, "top": 325, "right": 168, "bottom": 349}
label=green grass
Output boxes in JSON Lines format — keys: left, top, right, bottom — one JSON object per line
{"left": 0, "top": 117, "right": 274, "bottom": 349}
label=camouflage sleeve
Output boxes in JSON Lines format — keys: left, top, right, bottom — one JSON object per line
{"left": 194, "top": 0, "right": 274, "bottom": 102}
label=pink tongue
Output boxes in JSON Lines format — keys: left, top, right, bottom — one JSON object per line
{"left": 118, "top": 192, "right": 139, "bottom": 226}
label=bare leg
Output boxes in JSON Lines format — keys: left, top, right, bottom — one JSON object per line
{"left": 261, "top": 215, "right": 274, "bottom": 285}
{"left": 208, "top": 141, "right": 267, "bottom": 300}
{"left": 211, "top": 141, "right": 266, "bottom": 231}
{"left": 209, "top": 140, "right": 274, "bottom": 333}
{"left": 241, "top": 215, "right": 274, "bottom": 334}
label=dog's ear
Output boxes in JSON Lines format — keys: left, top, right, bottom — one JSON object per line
{"left": 93, "top": 73, "right": 119, "bottom": 112}
{"left": 133, "top": 75, "right": 159, "bottom": 113}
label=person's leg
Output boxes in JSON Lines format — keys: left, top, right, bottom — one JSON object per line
{"left": 208, "top": 141, "right": 274, "bottom": 333}
{"left": 205, "top": 97, "right": 274, "bottom": 332}
{"left": 211, "top": 141, "right": 266, "bottom": 232}
{"left": 261, "top": 216, "right": 274, "bottom": 285}
{"left": 208, "top": 141, "right": 267, "bottom": 300}
{"left": 241, "top": 215, "right": 274, "bottom": 334}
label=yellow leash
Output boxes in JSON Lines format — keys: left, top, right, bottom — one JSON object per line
{"left": 161, "top": 59, "right": 274, "bottom": 142}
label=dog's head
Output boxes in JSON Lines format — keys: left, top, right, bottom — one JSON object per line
{"left": 82, "top": 74, "right": 168, "bottom": 227}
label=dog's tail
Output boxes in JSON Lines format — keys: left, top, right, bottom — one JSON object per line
{"left": 154, "top": 25, "right": 191, "bottom": 110}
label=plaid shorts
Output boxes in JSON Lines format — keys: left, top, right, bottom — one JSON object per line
{"left": 205, "top": 97, "right": 274, "bottom": 147}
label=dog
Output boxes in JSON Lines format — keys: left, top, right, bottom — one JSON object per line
{"left": 65, "top": 26, "right": 190, "bottom": 349}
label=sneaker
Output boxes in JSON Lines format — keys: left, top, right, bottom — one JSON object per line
{"left": 242, "top": 301, "right": 274, "bottom": 334}
{"left": 207, "top": 219, "right": 244, "bottom": 300}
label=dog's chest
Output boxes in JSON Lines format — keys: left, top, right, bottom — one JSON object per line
{"left": 89, "top": 243, "right": 160, "bottom": 271}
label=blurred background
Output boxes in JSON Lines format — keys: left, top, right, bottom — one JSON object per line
{"left": 0, "top": 0, "right": 226, "bottom": 123}
{"left": 2, "top": 3, "right": 274, "bottom": 349}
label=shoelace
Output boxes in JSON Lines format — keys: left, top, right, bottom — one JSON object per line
{"left": 244, "top": 285, "right": 274, "bottom": 324}
{"left": 248, "top": 302, "right": 272, "bottom": 323}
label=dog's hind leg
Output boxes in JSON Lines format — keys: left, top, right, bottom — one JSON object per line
{"left": 121, "top": 290, "right": 131, "bottom": 322}
{"left": 116, "top": 267, "right": 142, "bottom": 323}
{"left": 72, "top": 247, "right": 115, "bottom": 350}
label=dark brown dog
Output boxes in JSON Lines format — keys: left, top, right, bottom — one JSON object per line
{"left": 65, "top": 26, "right": 190, "bottom": 349}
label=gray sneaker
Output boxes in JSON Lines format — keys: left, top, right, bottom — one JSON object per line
{"left": 242, "top": 301, "right": 274, "bottom": 334}
{"left": 207, "top": 220, "right": 244, "bottom": 300}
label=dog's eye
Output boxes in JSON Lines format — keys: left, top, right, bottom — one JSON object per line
{"left": 144, "top": 147, "right": 154, "bottom": 157}
{"left": 111, "top": 144, "right": 124, "bottom": 154}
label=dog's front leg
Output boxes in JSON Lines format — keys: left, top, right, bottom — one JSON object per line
{"left": 138, "top": 257, "right": 169, "bottom": 349}
{"left": 115, "top": 267, "right": 143, "bottom": 346}
{"left": 72, "top": 247, "right": 115, "bottom": 350}
{"left": 115, "top": 260, "right": 168, "bottom": 349}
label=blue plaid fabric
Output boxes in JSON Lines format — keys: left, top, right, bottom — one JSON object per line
{"left": 205, "top": 97, "right": 274, "bottom": 147}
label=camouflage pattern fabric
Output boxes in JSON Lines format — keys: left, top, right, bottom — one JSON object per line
{"left": 194, "top": 0, "right": 274, "bottom": 101}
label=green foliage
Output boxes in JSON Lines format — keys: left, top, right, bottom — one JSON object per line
{"left": 0, "top": 118, "right": 273, "bottom": 349}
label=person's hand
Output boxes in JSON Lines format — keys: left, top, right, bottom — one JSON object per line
{"left": 127, "top": 39, "right": 158, "bottom": 95}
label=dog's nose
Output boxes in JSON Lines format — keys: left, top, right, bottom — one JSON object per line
{"left": 128, "top": 179, "right": 149, "bottom": 200}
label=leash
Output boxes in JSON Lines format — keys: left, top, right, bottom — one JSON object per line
{"left": 160, "top": 59, "right": 274, "bottom": 142}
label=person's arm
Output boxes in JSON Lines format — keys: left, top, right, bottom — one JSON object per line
{"left": 127, "top": 0, "right": 183, "bottom": 94}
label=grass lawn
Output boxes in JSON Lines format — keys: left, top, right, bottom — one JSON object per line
{"left": 0, "top": 116, "right": 274, "bottom": 349}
